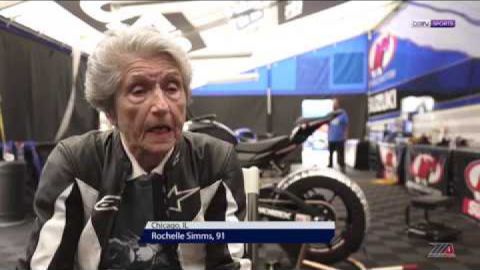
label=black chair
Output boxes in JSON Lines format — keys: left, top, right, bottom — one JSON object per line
{"left": 405, "top": 194, "right": 461, "bottom": 241}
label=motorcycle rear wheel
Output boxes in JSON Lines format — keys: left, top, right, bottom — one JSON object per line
{"left": 275, "top": 174, "right": 369, "bottom": 264}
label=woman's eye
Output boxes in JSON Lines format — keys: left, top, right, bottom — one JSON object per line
{"left": 130, "top": 85, "right": 146, "bottom": 95}
{"left": 165, "top": 81, "right": 180, "bottom": 93}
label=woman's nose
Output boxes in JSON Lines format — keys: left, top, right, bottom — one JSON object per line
{"left": 150, "top": 85, "right": 169, "bottom": 112}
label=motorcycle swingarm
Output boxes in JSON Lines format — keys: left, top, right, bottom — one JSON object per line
{"left": 258, "top": 204, "right": 311, "bottom": 221}
{"left": 258, "top": 199, "right": 335, "bottom": 222}
{"left": 272, "top": 187, "right": 324, "bottom": 216}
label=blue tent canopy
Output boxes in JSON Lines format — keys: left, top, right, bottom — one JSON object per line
{"left": 369, "top": 1, "right": 480, "bottom": 99}
{"left": 194, "top": 1, "right": 480, "bottom": 99}
{"left": 193, "top": 33, "right": 368, "bottom": 96}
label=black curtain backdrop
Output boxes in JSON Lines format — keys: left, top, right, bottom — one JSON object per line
{"left": 65, "top": 57, "right": 98, "bottom": 139}
{"left": 0, "top": 28, "right": 97, "bottom": 142}
{"left": 190, "top": 96, "right": 268, "bottom": 135}
{"left": 0, "top": 30, "right": 33, "bottom": 141}
{"left": 29, "top": 39, "right": 71, "bottom": 141}
{"left": 189, "top": 94, "right": 367, "bottom": 139}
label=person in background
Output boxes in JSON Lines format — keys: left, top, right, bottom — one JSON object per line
{"left": 328, "top": 98, "right": 349, "bottom": 173}
{"left": 19, "top": 27, "right": 249, "bottom": 270}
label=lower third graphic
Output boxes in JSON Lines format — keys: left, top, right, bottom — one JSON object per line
{"left": 428, "top": 243, "right": 456, "bottom": 258}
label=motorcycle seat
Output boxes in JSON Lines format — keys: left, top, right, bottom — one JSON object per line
{"left": 236, "top": 135, "right": 290, "bottom": 154}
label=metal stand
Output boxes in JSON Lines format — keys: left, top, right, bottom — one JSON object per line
{"left": 243, "top": 167, "right": 260, "bottom": 269}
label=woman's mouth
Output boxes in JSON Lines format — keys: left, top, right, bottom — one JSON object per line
{"left": 147, "top": 125, "right": 172, "bottom": 134}
{"left": 144, "top": 125, "right": 176, "bottom": 143}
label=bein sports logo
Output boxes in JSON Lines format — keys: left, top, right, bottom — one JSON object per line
{"left": 465, "top": 160, "right": 480, "bottom": 201}
{"left": 369, "top": 33, "right": 397, "bottom": 78}
{"left": 412, "top": 19, "right": 456, "bottom": 28}
{"left": 410, "top": 154, "right": 443, "bottom": 185}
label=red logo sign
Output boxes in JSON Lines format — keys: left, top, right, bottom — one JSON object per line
{"left": 385, "top": 151, "right": 395, "bottom": 167}
{"left": 463, "top": 198, "right": 480, "bottom": 220}
{"left": 379, "top": 144, "right": 397, "bottom": 180}
{"left": 411, "top": 154, "right": 444, "bottom": 185}
{"left": 380, "top": 147, "right": 396, "bottom": 168}
{"left": 369, "top": 33, "right": 397, "bottom": 78}
{"left": 465, "top": 160, "right": 480, "bottom": 201}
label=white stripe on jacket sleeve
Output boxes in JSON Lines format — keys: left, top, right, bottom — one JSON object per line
{"left": 76, "top": 218, "right": 102, "bottom": 270}
{"left": 31, "top": 183, "right": 74, "bottom": 270}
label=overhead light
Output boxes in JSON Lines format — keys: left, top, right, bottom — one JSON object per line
{"left": 79, "top": 1, "right": 117, "bottom": 23}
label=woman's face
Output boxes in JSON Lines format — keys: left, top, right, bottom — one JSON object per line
{"left": 111, "top": 54, "right": 187, "bottom": 169}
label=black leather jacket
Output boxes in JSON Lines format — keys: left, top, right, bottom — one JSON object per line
{"left": 19, "top": 130, "right": 249, "bottom": 270}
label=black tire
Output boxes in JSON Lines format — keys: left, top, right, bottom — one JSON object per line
{"left": 276, "top": 174, "right": 369, "bottom": 264}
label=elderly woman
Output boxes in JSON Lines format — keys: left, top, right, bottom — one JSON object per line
{"left": 19, "top": 27, "right": 249, "bottom": 270}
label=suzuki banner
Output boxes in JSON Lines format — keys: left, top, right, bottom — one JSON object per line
{"left": 368, "top": 88, "right": 398, "bottom": 116}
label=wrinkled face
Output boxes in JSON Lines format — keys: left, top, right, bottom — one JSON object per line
{"left": 110, "top": 54, "right": 186, "bottom": 169}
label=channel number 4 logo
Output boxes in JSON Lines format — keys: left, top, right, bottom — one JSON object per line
{"left": 428, "top": 243, "right": 456, "bottom": 258}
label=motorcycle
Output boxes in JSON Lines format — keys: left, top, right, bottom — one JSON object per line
{"left": 184, "top": 111, "right": 370, "bottom": 264}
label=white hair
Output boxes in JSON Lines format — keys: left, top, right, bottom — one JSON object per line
{"left": 85, "top": 27, "right": 192, "bottom": 113}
